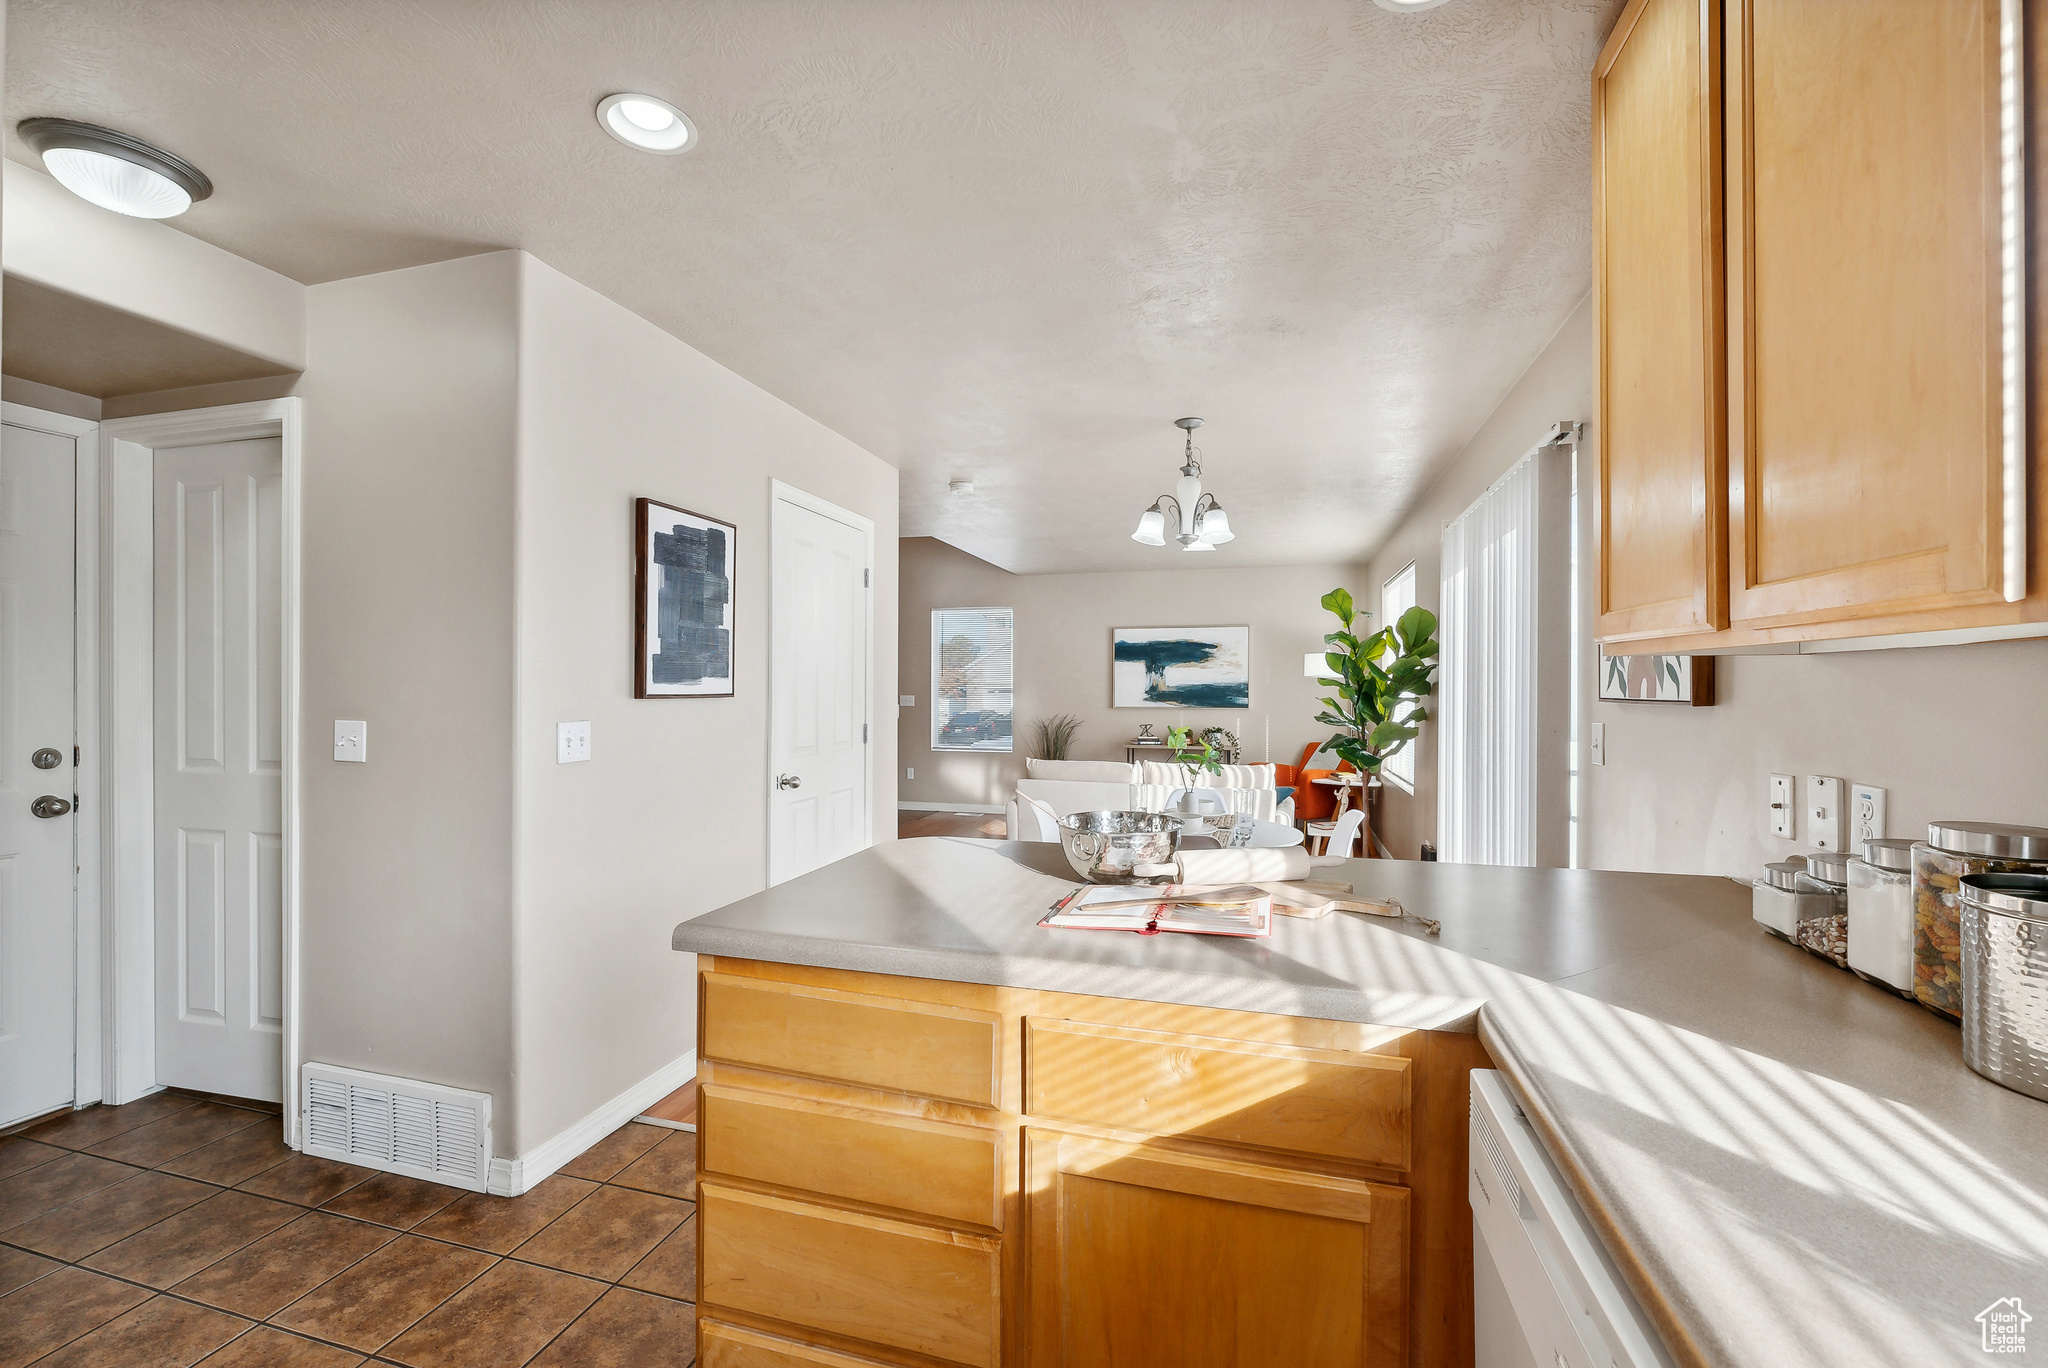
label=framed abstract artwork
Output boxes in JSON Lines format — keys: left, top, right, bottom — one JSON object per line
{"left": 1112, "top": 626, "right": 1251, "bottom": 708}
{"left": 1598, "top": 651, "right": 1714, "bottom": 706}
{"left": 635, "top": 498, "right": 736, "bottom": 698}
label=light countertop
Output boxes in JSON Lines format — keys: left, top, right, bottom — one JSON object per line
{"left": 672, "top": 837, "right": 2048, "bottom": 1368}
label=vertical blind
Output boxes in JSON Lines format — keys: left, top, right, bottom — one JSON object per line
{"left": 1437, "top": 454, "right": 1537, "bottom": 865}
{"left": 1379, "top": 562, "right": 1419, "bottom": 792}
{"left": 931, "top": 608, "right": 1014, "bottom": 751}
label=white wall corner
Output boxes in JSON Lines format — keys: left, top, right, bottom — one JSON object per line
{"left": 2, "top": 160, "right": 307, "bottom": 371}
{"left": 486, "top": 1052, "right": 696, "bottom": 1197}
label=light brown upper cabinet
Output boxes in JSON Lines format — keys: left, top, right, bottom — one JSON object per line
{"left": 1727, "top": 0, "right": 2021, "bottom": 629}
{"left": 1596, "top": 0, "right": 2039, "bottom": 650}
{"left": 1594, "top": 0, "right": 1727, "bottom": 644}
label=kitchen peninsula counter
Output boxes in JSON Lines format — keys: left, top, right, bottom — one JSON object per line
{"left": 672, "top": 837, "right": 2048, "bottom": 1368}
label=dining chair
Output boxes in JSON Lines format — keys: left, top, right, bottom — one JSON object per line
{"left": 1307, "top": 806, "right": 1365, "bottom": 858}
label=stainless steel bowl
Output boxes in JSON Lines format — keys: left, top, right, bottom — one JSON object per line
{"left": 1056, "top": 810, "right": 1180, "bottom": 884}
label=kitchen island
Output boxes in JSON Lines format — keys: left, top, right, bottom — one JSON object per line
{"left": 672, "top": 837, "right": 2048, "bottom": 1368}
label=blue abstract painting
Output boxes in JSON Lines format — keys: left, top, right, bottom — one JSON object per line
{"left": 637, "top": 499, "right": 735, "bottom": 698}
{"left": 1112, "top": 626, "right": 1250, "bottom": 709}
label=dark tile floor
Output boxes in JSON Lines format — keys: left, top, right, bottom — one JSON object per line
{"left": 0, "top": 1092, "right": 698, "bottom": 1367}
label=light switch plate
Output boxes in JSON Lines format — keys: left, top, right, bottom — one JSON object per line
{"left": 1808, "top": 774, "right": 1847, "bottom": 851}
{"left": 1590, "top": 722, "right": 1605, "bottom": 766}
{"left": 899, "top": 695, "right": 916, "bottom": 707}
{"left": 1769, "top": 773, "right": 1795, "bottom": 839}
{"left": 1851, "top": 783, "right": 1888, "bottom": 846}
{"left": 906, "top": 767, "right": 915, "bottom": 780}
{"left": 557, "top": 720, "right": 592, "bottom": 764}
{"left": 334, "top": 720, "right": 367, "bottom": 763}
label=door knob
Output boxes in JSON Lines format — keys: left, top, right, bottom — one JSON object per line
{"left": 31, "top": 748, "right": 63, "bottom": 770}
{"left": 30, "top": 795, "right": 71, "bottom": 818}
{"left": 776, "top": 774, "right": 802, "bottom": 790}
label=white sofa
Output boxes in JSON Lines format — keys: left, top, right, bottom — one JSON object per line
{"left": 1005, "top": 758, "right": 1292, "bottom": 841}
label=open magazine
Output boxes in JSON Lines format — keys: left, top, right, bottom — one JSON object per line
{"left": 1040, "top": 883, "right": 1272, "bottom": 938}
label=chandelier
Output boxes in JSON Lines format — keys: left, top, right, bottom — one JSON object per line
{"left": 1131, "top": 417, "right": 1235, "bottom": 551}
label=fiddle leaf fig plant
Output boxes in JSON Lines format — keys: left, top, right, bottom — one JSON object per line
{"left": 1311, "top": 588, "right": 1438, "bottom": 776}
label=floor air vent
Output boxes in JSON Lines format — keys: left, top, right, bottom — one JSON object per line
{"left": 301, "top": 1063, "right": 492, "bottom": 1192}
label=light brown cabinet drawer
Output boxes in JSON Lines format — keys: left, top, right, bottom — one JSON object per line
{"left": 700, "top": 1319, "right": 910, "bottom": 1368}
{"left": 701, "top": 972, "right": 1001, "bottom": 1108}
{"left": 1024, "top": 1017, "right": 1412, "bottom": 1169}
{"left": 699, "top": 1182, "right": 1002, "bottom": 1368}
{"left": 700, "top": 1084, "right": 1002, "bottom": 1229}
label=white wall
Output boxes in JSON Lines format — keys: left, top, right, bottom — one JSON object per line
{"left": 1363, "top": 295, "right": 1593, "bottom": 861}
{"left": 2, "top": 160, "right": 305, "bottom": 370}
{"left": 295, "top": 251, "right": 521, "bottom": 1109}
{"left": 510, "top": 256, "right": 898, "bottom": 1154}
{"left": 1580, "top": 633, "right": 2048, "bottom": 877}
{"left": 899, "top": 537, "right": 1363, "bottom": 808}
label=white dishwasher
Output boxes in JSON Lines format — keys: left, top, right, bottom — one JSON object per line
{"left": 1469, "top": 1070, "right": 1676, "bottom": 1368}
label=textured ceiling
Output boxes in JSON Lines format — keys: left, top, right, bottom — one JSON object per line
{"left": 6, "top": 0, "right": 1620, "bottom": 573}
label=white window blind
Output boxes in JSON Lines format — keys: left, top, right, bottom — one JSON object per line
{"left": 1379, "top": 562, "right": 1419, "bottom": 793}
{"left": 932, "top": 608, "right": 1014, "bottom": 751}
{"left": 1437, "top": 455, "right": 1538, "bottom": 865}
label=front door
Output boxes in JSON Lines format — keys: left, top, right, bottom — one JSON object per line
{"left": 768, "top": 492, "right": 870, "bottom": 885}
{"left": 0, "top": 414, "right": 80, "bottom": 1128}
{"left": 153, "top": 438, "right": 285, "bottom": 1103}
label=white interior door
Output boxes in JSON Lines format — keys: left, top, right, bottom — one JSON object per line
{"left": 0, "top": 418, "right": 79, "bottom": 1127}
{"left": 769, "top": 493, "right": 870, "bottom": 885}
{"left": 154, "top": 438, "right": 284, "bottom": 1103}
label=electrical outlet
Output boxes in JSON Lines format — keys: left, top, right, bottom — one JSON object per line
{"left": 334, "top": 720, "right": 367, "bottom": 763}
{"left": 1769, "top": 773, "right": 1795, "bottom": 839}
{"left": 899, "top": 695, "right": 916, "bottom": 707}
{"left": 1590, "top": 723, "right": 1605, "bottom": 766}
{"left": 557, "top": 720, "right": 592, "bottom": 764}
{"left": 1808, "top": 774, "right": 1847, "bottom": 851}
{"left": 906, "top": 767, "right": 915, "bottom": 780}
{"left": 1851, "top": 783, "right": 1888, "bottom": 846}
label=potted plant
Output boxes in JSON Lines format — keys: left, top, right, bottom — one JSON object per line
{"left": 1164, "top": 725, "right": 1222, "bottom": 795}
{"left": 1030, "top": 713, "right": 1081, "bottom": 761}
{"left": 1311, "top": 588, "right": 1438, "bottom": 776}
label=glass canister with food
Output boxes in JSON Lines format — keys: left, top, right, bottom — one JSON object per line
{"left": 1847, "top": 837, "right": 1917, "bottom": 996}
{"left": 1912, "top": 821, "right": 2048, "bottom": 1021}
{"left": 1795, "top": 849, "right": 1851, "bottom": 968}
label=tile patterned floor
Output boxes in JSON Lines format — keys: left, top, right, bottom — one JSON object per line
{"left": 0, "top": 1092, "right": 698, "bottom": 1367}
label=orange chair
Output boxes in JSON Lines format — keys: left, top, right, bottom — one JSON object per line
{"left": 1290, "top": 742, "right": 1354, "bottom": 824}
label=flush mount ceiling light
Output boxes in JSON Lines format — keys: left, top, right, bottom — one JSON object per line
{"left": 1373, "top": 0, "right": 1454, "bottom": 11}
{"left": 18, "top": 117, "right": 212, "bottom": 218}
{"left": 596, "top": 93, "right": 698, "bottom": 154}
{"left": 1131, "top": 417, "right": 1235, "bottom": 552}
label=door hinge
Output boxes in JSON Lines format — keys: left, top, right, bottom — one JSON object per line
{"left": 863, "top": 567, "right": 870, "bottom": 588}
{"left": 73, "top": 746, "right": 80, "bottom": 766}
{"left": 863, "top": 724, "right": 869, "bottom": 743}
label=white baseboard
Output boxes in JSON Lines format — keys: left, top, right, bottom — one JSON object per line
{"left": 486, "top": 1052, "right": 696, "bottom": 1196}
{"left": 898, "top": 801, "right": 1004, "bottom": 813}
{"left": 635, "top": 1115, "right": 696, "bottom": 1133}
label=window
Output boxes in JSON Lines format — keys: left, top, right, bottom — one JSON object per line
{"left": 932, "top": 608, "right": 1014, "bottom": 751}
{"left": 1379, "top": 563, "right": 1419, "bottom": 793}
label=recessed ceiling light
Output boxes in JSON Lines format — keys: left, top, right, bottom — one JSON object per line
{"left": 949, "top": 479, "right": 975, "bottom": 495}
{"left": 596, "top": 93, "right": 698, "bottom": 155}
{"left": 1373, "top": 0, "right": 1454, "bottom": 11}
{"left": 17, "top": 117, "right": 212, "bottom": 218}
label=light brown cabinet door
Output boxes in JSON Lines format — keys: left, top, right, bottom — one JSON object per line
{"left": 1595, "top": 0, "right": 1728, "bottom": 643}
{"left": 1023, "top": 1129, "right": 1408, "bottom": 1368}
{"left": 1726, "top": 0, "right": 2023, "bottom": 628}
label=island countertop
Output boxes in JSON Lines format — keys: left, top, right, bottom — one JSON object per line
{"left": 670, "top": 835, "right": 1739, "bottom": 1032}
{"left": 674, "top": 836, "right": 2048, "bottom": 1368}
